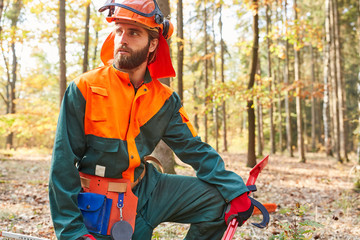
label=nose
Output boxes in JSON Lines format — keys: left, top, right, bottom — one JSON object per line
{"left": 115, "top": 32, "right": 128, "bottom": 46}
{"left": 118, "top": 32, "right": 128, "bottom": 45}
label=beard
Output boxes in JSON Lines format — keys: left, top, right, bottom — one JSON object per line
{"left": 113, "top": 42, "right": 150, "bottom": 70}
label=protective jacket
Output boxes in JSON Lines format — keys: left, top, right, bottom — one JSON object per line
{"left": 48, "top": 64, "right": 248, "bottom": 240}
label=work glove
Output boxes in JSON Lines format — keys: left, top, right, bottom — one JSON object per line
{"left": 224, "top": 192, "right": 254, "bottom": 226}
{"left": 76, "top": 234, "right": 96, "bottom": 240}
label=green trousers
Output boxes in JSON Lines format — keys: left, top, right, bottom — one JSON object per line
{"left": 93, "top": 163, "right": 228, "bottom": 240}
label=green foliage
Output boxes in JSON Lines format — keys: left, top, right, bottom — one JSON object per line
{"left": 270, "top": 204, "right": 324, "bottom": 240}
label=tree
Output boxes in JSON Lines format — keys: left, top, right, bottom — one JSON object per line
{"left": 211, "top": 2, "right": 219, "bottom": 151}
{"left": 177, "top": 0, "right": 184, "bottom": 104}
{"left": 82, "top": 0, "right": 90, "bottom": 73}
{"left": 4, "top": 0, "right": 22, "bottom": 149}
{"left": 151, "top": 0, "right": 176, "bottom": 174}
{"left": 203, "top": 0, "right": 209, "bottom": 143}
{"left": 357, "top": 0, "right": 360, "bottom": 163}
{"left": 246, "top": 0, "right": 259, "bottom": 168}
{"left": 293, "top": 0, "right": 306, "bottom": 162}
{"left": 219, "top": 4, "right": 228, "bottom": 152}
{"left": 59, "top": 0, "right": 66, "bottom": 105}
{"left": 283, "top": 0, "right": 294, "bottom": 157}
{"left": 329, "top": 0, "right": 342, "bottom": 162}
{"left": 333, "top": 0, "right": 348, "bottom": 161}
{"left": 266, "top": 2, "right": 276, "bottom": 154}
{"left": 323, "top": 0, "right": 332, "bottom": 156}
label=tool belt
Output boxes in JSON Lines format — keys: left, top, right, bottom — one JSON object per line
{"left": 78, "top": 168, "right": 145, "bottom": 236}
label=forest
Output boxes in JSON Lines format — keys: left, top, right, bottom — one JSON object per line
{"left": 0, "top": 0, "right": 360, "bottom": 239}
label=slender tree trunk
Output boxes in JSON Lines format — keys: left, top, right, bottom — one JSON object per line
{"left": 276, "top": 2, "right": 283, "bottom": 152}
{"left": 333, "top": 0, "right": 348, "bottom": 161}
{"left": 357, "top": 0, "right": 360, "bottom": 164}
{"left": 219, "top": 5, "right": 228, "bottom": 152}
{"left": 324, "top": 0, "right": 332, "bottom": 156}
{"left": 266, "top": 3, "right": 275, "bottom": 154}
{"left": 152, "top": 0, "right": 176, "bottom": 174}
{"left": 293, "top": 0, "right": 305, "bottom": 163}
{"left": 189, "top": 12, "right": 199, "bottom": 132}
{"left": 6, "top": 0, "right": 22, "bottom": 149}
{"left": 212, "top": 4, "right": 219, "bottom": 151}
{"left": 247, "top": 0, "right": 259, "bottom": 168}
{"left": 83, "top": 1, "right": 90, "bottom": 73}
{"left": 276, "top": 61, "right": 283, "bottom": 152}
{"left": 284, "top": 0, "right": 293, "bottom": 157}
{"left": 310, "top": 46, "right": 317, "bottom": 152}
{"left": 256, "top": 58, "right": 263, "bottom": 157}
{"left": 203, "top": 0, "right": 209, "bottom": 143}
{"left": 92, "top": 30, "right": 99, "bottom": 69}
{"left": 177, "top": 0, "right": 184, "bottom": 103}
{"left": 59, "top": 0, "right": 67, "bottom": 105}
{"left": 329, "top": 0, "right": 342, "bottom": 162}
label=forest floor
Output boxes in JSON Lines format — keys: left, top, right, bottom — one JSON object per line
{"left": 0, "top": 149, "right": 359, "bottom": 240}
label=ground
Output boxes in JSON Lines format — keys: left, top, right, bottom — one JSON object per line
{"left": 0, "top": 149, "right": 359, "bottom": 240}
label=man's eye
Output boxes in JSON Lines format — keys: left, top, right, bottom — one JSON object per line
{"left": 130, "top": 31, "right": 139, "bottom": 36}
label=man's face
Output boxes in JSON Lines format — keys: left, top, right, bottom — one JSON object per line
{"left": 113, "top": 22, "right": 158, "bottom": 70}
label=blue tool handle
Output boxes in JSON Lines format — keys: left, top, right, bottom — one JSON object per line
{"left": 249, "top": 197, "right": 270, "bottom": 228}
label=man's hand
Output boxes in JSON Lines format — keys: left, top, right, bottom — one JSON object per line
{"left": 76, "top": 234, "right": 96, "bottom": 240}
{"left": 224, "top": 193, "right": 254, "bottom": 226}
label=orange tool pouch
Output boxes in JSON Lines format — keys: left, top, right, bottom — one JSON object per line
{"left": 78, "top": 171, "right": 141, "bottom": 236}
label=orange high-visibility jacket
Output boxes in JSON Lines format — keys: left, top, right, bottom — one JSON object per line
{"left": 49, "top": 65, "right": 248, "bottom": 240}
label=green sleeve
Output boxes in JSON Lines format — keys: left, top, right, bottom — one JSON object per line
{"left": 48, "top": 81, "right": 89, "bottom": 240}
{"left": 162, "top": 93, "right": 249, "bottom": 202}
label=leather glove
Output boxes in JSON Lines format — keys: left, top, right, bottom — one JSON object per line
{"left": 224, "top": 192, "right": 254, "bottom": 226}
{"left": 76, "top": 234, "right": 97, "bottom": 240}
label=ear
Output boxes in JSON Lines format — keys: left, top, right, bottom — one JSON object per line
{"left": 149, "top": 38, "right": 159, "bottom": 53}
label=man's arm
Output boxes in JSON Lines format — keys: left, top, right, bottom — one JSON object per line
{"left": 49, "top": 81, "right": 89, "bottom": 240}
{"left": 161, "top": 93, "right": 248, "bottom": 202}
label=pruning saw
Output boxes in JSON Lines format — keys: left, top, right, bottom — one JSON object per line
{"left": 222, "top": 155, "right": 270, "bottom": 240}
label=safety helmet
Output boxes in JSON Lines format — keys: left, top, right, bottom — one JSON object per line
{"left": 99, "top": 0, "right": 173, "bottom": 39}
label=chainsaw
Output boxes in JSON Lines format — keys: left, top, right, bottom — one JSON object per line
{"left": 222, "top": 155, "right": 271, "bottom": 240}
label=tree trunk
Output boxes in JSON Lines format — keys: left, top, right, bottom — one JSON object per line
{"left": 203, "top": 0, "right": 209, "bottom": 143}
{"left": 177, "top": 0, "right": 184, "bottom": 104}
{"left": 293, "top": 0, "right": 306, "bottom": 163}
{"left": 189, "top": 15, "right": 199, "bottom": 132}
{"left": 83, "top": 1, "right": 90, "bottom": 73}
{"left": 276, "top": 60, "right": 283, "bottom": 152}
{"left": 323, "top": 0, "right": 332, "bottom": 156}
{"left": 150, "top": 140, "right": 176, "bottom": 174}
{"left": 284, "top": 0, "right": 293, "bottom": 157}
{"left": 357, "top": 0, "right": 360, "bottom": 164}
{"left": 219, "top": 5, "right": 228, "bottom": 152}
{"left": 333, "top": 0, "right": 348, "bottom": 161}
{"left": 256, "top": 58, "right": 263, "bottom": 157}
{"left": 329, "top": 0, "right": 342, "bottom": 162}
{"left": 310, "top": 46, "right": 317, "bottom": 152}
{"left": 5, "top": 0, "right": 22, "bottom": 149}
{"left": 266, "top": 3, "right": 275, "bottom": 154}
{"left": 247, "top": 0, "right": 259, "bottom": 168}
{"left": 59, "top": 0, "right": 67, "bottom": 105}
{"left": 212, "top": 4, "right": 219, "bottom": 151}
{"left": 152, "top": 0, "right": 176, "bottom": 174}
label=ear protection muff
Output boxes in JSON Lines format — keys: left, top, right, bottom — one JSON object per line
{"left": 162, "top": 20, "right": 173, "bottom": 39}
{"left": 162, "top": 20, "right": 170, "bottom": 39}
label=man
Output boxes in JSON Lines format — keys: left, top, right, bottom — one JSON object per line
{"left": 48, "top": 0, "right": 253, "bottom": 239}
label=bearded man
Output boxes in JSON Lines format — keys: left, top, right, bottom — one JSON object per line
{"left": 48, "top": 1, "right": 253, "bottom": 239}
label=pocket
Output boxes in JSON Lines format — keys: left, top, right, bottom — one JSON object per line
{"left": 89, "top": 86, "right": 108, "bottom": 122}
{"left": 87, "top": 136, "right": 120, "bottom": 153}
{"left": 78, "top": 192, "right": 112, "bottom": 235}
